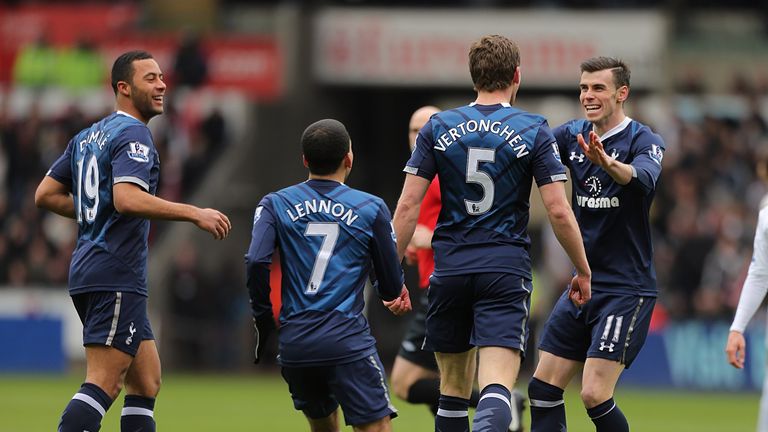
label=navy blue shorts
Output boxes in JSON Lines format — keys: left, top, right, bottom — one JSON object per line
{"left": 397, "top": 294, "right": 438, "bottom": 370}
{"left": 538, "top": 289, "right": 655, "bottom": 368}
{"left": 72, "top": 291, "right": 154, "bottom": 357}
{"left": 281, "top": 353, "right": 397, "bottom": 426}
{"left": 424, "top": 273, "right": 532, "bottom": 354}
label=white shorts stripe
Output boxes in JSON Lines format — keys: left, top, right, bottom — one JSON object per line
{"left": 479, "top": 392, "right": 511, "bottom": 409}
{"left": 72, "top": 393, "right": 106, "bottom": 417}
{"left": 122, "top": 407, "right": 154, "bottom": 417}
{"left": 437, "top": 408, "right": 468, "bottom": 418}
{"left": 105, "top": 292, "right": 122, "bottom": 346}
{"left": 529, "top": 398, "right": 564, "bottom": 408}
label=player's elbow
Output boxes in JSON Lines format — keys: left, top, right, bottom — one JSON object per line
{"left": 546, "top": 202, "right": 573, "bottom": 225}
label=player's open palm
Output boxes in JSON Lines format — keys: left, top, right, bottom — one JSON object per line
{"left": 195, "top": 208, "right": 232, "bottom": 240}
{"left": 726, "top": 330, "right": 747, "bottom": 369}
{"left": 578, "top": 131, "right": 610, "bottom": 168}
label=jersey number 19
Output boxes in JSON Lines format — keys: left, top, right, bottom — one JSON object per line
{"left": 76, "top": 154, "right": 100, "bottom": 224}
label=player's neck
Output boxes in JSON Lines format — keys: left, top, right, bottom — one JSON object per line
{"left": 593, "top": 112, "right": 626, "bottom": 136}
{"left": 308, "top": 172, "right": 346, "bottom": 184}
{"left": 474, "top": 88, "right": 515, "bottom": 106}
{"left": 115, "top": 101, "right": 148, "bottom": 124}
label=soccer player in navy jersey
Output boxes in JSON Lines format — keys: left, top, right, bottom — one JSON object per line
{"left": 392, "top": 35, "right": 592, "bottom": 432}
{"left": 529, "top": 57, "right": 665, "bottom": 432}
{"left": 34, "top": 51, "right": 231, "bottom": 432}
{"left": 245, "top": 118, "right": 411, "bottom": 432}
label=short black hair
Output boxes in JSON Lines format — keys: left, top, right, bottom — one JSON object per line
{"left": 111, "top": 50, "right": 154, "bottom": 95}
{"left": 580, "top": 56, "right": 630, "bottom": 89}
{"left": 301, "top": 119, "right": 350, "bottom": 175}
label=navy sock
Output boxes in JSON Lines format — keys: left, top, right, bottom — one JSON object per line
{"left": 58, "top": 382, "right": 113, "bottom": 432}
{"left": 587, "top": 398, "right": 628, "bottom": 432}
{"left": 472, "top": 383, "right": 512, "bottom": 432}
{"left": 528, "top": 378, "right": 566, "bottom": 432}
{"left": 121, "top": 395, "right": 156, "bottom": 432}
{"left": 468, "top": 388, "right": 481, "bottom": 408}
{"left": 435, "top": 394, "right": 470, "bottom": 432}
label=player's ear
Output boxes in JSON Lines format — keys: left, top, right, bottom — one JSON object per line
{"left": 617, "top": 85, "right": 629, "bottom": 103}
{"left": 513, "top": 67, "right": 521, "bottom": 85}
{"left": 343, "top": 151, "right": 353, "bottom": 169}
{"left": 117, "top": 81, "right": 131, "bottom": 97}
{"left": 302, "top": 155, "right": 309, "bottom": 168}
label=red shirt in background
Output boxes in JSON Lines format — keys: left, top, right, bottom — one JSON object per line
{"left": 415, "top": 177, "right": 441, "bottom": 289}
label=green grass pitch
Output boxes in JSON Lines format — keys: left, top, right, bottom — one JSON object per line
{"left": 0, "top": 373, "right": 759, "bottom": 431}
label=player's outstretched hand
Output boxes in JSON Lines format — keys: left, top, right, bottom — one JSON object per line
{"left": 383, "top": 285, "right": 412, "bottom": 316}
{"left": 726, "top": 330, "right": 747, "bottom": 369}
{"left": 195, "top": 208, "right": 232, "bottom": 240}
{"left": 577, "top": 131, "right": 609, "bottom": 168}
{"left": 568, "top": 274, "right": 591, "bottom": 306}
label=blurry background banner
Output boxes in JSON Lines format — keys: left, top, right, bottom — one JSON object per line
{"left": 313, "top": 8, "right": 666, "bottom": 89}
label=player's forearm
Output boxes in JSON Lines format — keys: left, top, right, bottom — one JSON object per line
{"left": 600, "top": 158, "right": 633, "bottom": 185}
{"left": 393, "top": 203, "right": 419, "bottom": 260}
{"left": 114, "top": 183, "right": 199, "bottom": 222}
{"left": 548, "top": 206, "right": 590, "bottom": 277}
{"left": 409, "top": 224, "right": 434, "bottom": 249}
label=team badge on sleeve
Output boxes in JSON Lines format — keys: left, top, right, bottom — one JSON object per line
{"left": 551, "top": 142, "right": 562, "bottom": 162}
{"left": 127, "top": 142, "right": 150, "bottom": 163}
{"left": 649, "top": 144, "right": 664, "bottom": 165}
{"left": 253, "top": 206, "right": 264, "bottom": 224}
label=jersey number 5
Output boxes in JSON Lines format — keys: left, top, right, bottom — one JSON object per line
{"left": 465, "top": 147, "right": 496, "bottom": 215}
{"left": 304, "top": 222, "right": 339, "bottom": 294}
{"left": 76, "top": 154, "right": 100, "bottom": 224}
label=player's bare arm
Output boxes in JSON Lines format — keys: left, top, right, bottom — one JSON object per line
{"left": 409, "top": 224, "right": 434, "bottom": 250}
{"left": 538, "top": 181, "right": 591, "bottom": 305}
{"left": 113, "top": 182, "right": 231, "bottom": 240}
{"left": 392, "top": 174, "right": 430, "bottom": 259}
{"left": 726, "top": 331, "right": 747, "bottom": 369}
{"left": 578, "top": 131, "right": 633, "bottom": 185}
{"left": 35, "top": 176, "right": 76, "bottom": 218}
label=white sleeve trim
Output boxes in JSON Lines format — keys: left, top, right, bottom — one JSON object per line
{"left": 114, "top": 176, "right": 149, "bottom": 192}
{"left": 731, "top": 206, "right": 768, "bottom": 332}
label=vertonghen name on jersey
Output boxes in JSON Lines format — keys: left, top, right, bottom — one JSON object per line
{"left": 433, "top": 119, "right": 529, "bottom": 158}
{"left": 285, "top": 199, "right": 359, "bottom": 226}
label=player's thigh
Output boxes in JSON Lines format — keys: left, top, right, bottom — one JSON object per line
{"left": 580, "top": 357, "right": 625, "bottom": 407}
{"left": 352, "top": 416, "right": 392, "bottom": 432}
{"left": 586, "top": 293, "right": 655, "bottom": 368}
{"left": 435, "top": 349, "right": 477, "bottom": 397}
{"left": 537, "top": 288, "right": 591, "bottom": 362}
{"left": 472, "top": 273, "right": 532, "bottom": 353}
{"left": 532, "top": 350, "right": 582, "bottom": 390}
{"left": 477, "top": 346, "right": 521, "bottom": 391}
{"left": 425, "top": 275, "right": 474, "bottom": 353}
{"left": 281, "top": 366, "right": 339, "bottom": 420}
{"left": 330, "top": 354, "right": 397, "bottom": 427}
{"left": 390, "top": 355, "right": 439, "bottom": 399}
{"left": 124, "top": 339, "right": 161, "bottom": 397}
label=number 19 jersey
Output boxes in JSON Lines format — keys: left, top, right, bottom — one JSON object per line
{"left": 405, "top": 103, "right": 567, "bottom": 279}
{"left": 46, "top": 112, "right": 159, "bottom": 296}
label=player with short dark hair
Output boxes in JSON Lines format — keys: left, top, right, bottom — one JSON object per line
{"left": 529, "top": 56, "right": 665, "bottom": 432}
{"left": 35, "top": 50, "right": 231, "bottom": 432}
{"left": 245, "top": 118, "right": 411, "bottom": 432}
{"left": 392, "top": 35, "right": 592, "bottom": 432}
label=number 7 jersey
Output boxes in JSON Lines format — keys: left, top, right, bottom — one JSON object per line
{"left": 405, "top": 103, "right": 567, "bottom": 279}
{"left": 46, "top": 111, "right": 159, "bottom": 296}
{"left": 245, "top": 179, "right": 404, "bottom": 366}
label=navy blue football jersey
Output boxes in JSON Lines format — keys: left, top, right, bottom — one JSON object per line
{"left": 405, "top": 103, "right": 567, "bottom": 279}
{"left": 554, "top": 117, "right": 664, "bottom": 296}
{"left": 47, "top": 111, "right": 159, "bottom": 296}
{"left": 245, "top": 179, "right": 404, "bottom": 367}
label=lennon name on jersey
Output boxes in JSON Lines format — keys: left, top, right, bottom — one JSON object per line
{"left": 285, "top": 198, "right": 359, "bottom": 226}
{"left": 433, "top": 119, "right": 529, "bottom": 158}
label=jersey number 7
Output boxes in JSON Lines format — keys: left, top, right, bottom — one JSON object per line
{"left": 304, "top": 222, "right": 339, "bottom": 294}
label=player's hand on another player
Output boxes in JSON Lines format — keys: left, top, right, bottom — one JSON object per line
{"left": 195, "top": 208, "right": 232, "bottom": 240}
{"left": 568, "top": 274, "right": 591, "bottom": 306}
{"left": 383, "top": 285, "right": 412, "bottom": 316}
{"left": 577, "top": 131, "right": 610, "bottom": 168}
{"left": 404, "top": 245, "right": 418, "bottom": 265}
{"left": 726, "top": 330, "right": 747, "bottom": 369}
